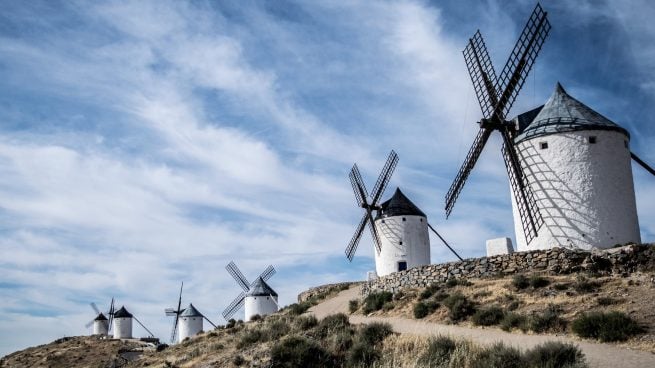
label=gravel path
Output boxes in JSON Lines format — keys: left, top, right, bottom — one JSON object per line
{"left": 308, "top": 286, "right": 655, "bottom": 368}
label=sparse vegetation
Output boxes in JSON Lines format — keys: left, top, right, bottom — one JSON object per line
{"left": 413, "top": 300, "right": 439, "bottom": 319}
{"left": 574, "top": 276, "right": 601, "bottom": 293}
{"left": 443, "top": 292, "right": 476, "bottom": 321}
{"left": 472, "top": 305, "right": 505, "bottom": 326}
{"left": 512, "top": 274, "right": 550, "bottom": 290}
{"left": 419, "top": 284, "right": 440, "bottom": 300}
{"left": 501, "top": 312, "right": 528, "bottom": 332}
{"left": 348, "top": 299, "right": 359, "bottom": 313}
{"left": 418, "top": 335, "right": 457, "bottom": 366}
{"left": 270, "top": 336, "right": 332, "bottom": 368}
{"left": 528, "top": 305, "right": 566, "bottom": 333}
{"left": 362, "top": 291, "right": 393, "bottom": 314}
{"left": 572, "top": 311, "right": 644, "bottom": 342}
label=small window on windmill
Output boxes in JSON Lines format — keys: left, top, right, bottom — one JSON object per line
{"left": 420, "top": 218, "right": 423, "bottom": 222}
{"left": 624, "top": 140, "right": 628, "bottom": 148}
{"left": 540, "top": 142, "right": 548, "bottom": 149}
{"left": 399, "top": 241, "right": 403, "bottom": 245}
{"left": 402, "top": 217, "right": 406, "bottom": 221}
{"left": 588, "top": 136, "right": 597, "bottom": 144}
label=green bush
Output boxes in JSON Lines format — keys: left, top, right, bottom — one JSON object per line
{"left": 316, "top": 313, "right": 350, "bottom": 337}
{"left": 266, "top": 319, "right": 291, "bottom": 340}
{"left": 529, "top": 306, "right": 566, "bottom": 333}
{"left": 417, "top": 335, "right": 457, "bottom": 366}
{"left": 524, "top": 341, "right": 587, "bottom": 368}
{"left": 413, "top": 300, "right": 439, "bottom": 319}
{"left": 553, "top": 283, "right": 569, "bottom": 291}
{"left": 237, "top": 329, "right": 263, "bottom": 348}
{"left": 346, "top": 341, "right": 379, "bottom": 367}
{"left": 328, "top": 330, "right": 353, "bottom": 352}
{"left": 348, "top": 299, "right": 359, "bottom": 314}
{"left": 232, "top": 355, "right": 246, "bottom": 366}
{"left": 471, "top": 342, "right": 523, "bottom": 368}
{"left": 529, "top": 274, "right": 550, "bottom": 289}
{"left": 293, "top": 315, "right": 318, "bottom": 331}
{"left": 419, "top": 284, "right": 440, "bottom": 300}
{"left": 249, "top": 314, "right": 262, "bottom": 322}
{"left": 382, "top": 302, "right": 394, "bottom": 311}
{"left": 446, "top": 278, "right": 473, "bottom": 288}
{"left": 287, "top": 302, "right": 312, "bottom": 315}
{"left": 500, "top": 312, "right": 527, "bottom": 332}
{"left": 472, "top": 306, "right": 505, "bottom": 326}
{"left": 443, "top": 292, "right": 476, "bottom": 322}
{"left": 270, "top": 336, "right": 333, "bottom": 368}
{"left": 512, "top": 274, "right": 530, "bottom": 290}
{"left": 358, "top": 322, "right": 393, "bottom": 345}
{"left": 574, "top": 276, "right": 601, "bottom": 293}
{"left": 596, "top": 297, "right": 617, "bottom": 306}
{"left": 572, "top": 311, "right": 643, "bottom": 342}
{"left": 362, "top": 291, "right": 393, "bottom": 314}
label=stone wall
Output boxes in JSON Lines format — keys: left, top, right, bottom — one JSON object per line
{"left": 362, "top": 244, "right": 654, "bottom": 295}
{"left": 297, "top": 282, "right": 362, "bottom": 303}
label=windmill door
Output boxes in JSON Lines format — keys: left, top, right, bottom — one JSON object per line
{"left": 398, "top": 261, "right": 407, "bottom": 271}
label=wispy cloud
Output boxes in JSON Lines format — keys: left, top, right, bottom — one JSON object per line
{"left": 0, "top": 0, "right": 653, "bottom": 355}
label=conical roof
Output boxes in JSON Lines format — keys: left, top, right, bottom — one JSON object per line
{"left": 514, "top": 82, "right": 629, "bottom": 143}
{"left": 180, "top": 303, "right": 202, "bottom": 317}
{"left": 375, "top": 188, "right": 425, "bottom": 219}
{"left": 247, "top": 277, "right": 278, "bottom": 297}
{"left": 113, "top": 306, "right": 133, "bottom": 318}
{"left": 94, "top": 312, "right": 108, "bottom": 321}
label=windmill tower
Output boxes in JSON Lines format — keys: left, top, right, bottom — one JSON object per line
{"left": 165, "top": 282, "right": 217, "bottom": 343}
{"left": 222, "top": 261, "right": 278, "bottom": 322}
{"left": 347, "top": 150, "right": 466, "bottom": 277}
{"left": 84, "top": 298, "right": 115, "bottom": 336}
{"left": 113, "top": 306, "right": 133, "bottom": 339}
{"left": 445, "top": 3, "right": 550, "bottom": 250}
{"left": 509, "top": 82, "right": 652, "bottom": 250}
{"left": 112, "top": 305, "right": 156, "bottom": 340}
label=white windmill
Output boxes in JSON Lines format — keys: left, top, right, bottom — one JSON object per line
{"left": 347, "top": 151, "right": 462, "bottom": 277}
{"left": 84, "top": 298, "right": 115, "bottom": 336}
{"left": 112, "top": 305, "right": 156, "bottom": 340}
{"left": 509, "top": 82, "right": 653, "bottom": 250}
{"left": 445, "top": 3, "right": 654, "bottom": 253}
{"left": 165, "top": 282, "right": 217, "bottom": 343}
{"left": 222, "top": 261, "right": 278, "bottom": 322}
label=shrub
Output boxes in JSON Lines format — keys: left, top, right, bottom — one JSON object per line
{"left": 328, "top": 330, "right": 353, "bottom": 352}
{"left": 316, "top": 313, "right": 350, "bottom": 337}
{"left": 529, "top": 305, "right": 566, "bottom": 333}
{"left": 287, "top": 302, "right": 312, "bottom": 315}
{"left": 512, "top": 274, "right": 530, "bottom": 290}
{"left": 294, "top": 315, "right": 318, "bottom": 331}
{"left": 417, "top": 335, "right": 457, "bottom": 366}
{"left": 572, "top": 311, "right": 643, "bottom": 342}
{"left": 393, "top": 291, "right": 405, "bottom": 301}
{"left": 501, "top": 312, "right": 527, "bottom": 332}
{"left": 413, "top": 300, "right": 439, "bottom": 319}
{"left": 507, "top": 300, "right": 520, "bottom": 311}
{"left": 232, "top": 355, "right": 246, "bottom": 366}
{"left": 446, "top": 278, "right": 472, "bottom": 288}
{"left": 382, "top": 302, "right": 394, "bottom": 311}
{"left": 358, "top": 322, "right": 393, "bottom": 345}
{"left": 237, "top": 329, "right": 263, "bottom": 348}
{"left": 574, "top": 276, "right": 600, "bottom": 293}
{"left": 433, "top": 291, "right": 450, "bottom": 302}
{"left": 266, "top": 319, "right": 291, "bottom": 340}
{"left": 471, "top": 342, "right": 523, "bottom": 368}
{"left": 524, "top": 341, "right": 587, "bottom": 368}
{"left": 443, "top": 292, "right": 476, "bottom": 322}
{"left": 348, "top": 299, "right": 359, "bottom": 314}
{"left": 346, "top": 341, "right": 379, "bottom": 367}
{"left": 270, "top": 336, "right": 332, "bottom": 368}
{"left": 472, "top": 306, "right": 505, "bottom": 326}
{"left": 226, "top": 319, "right": 236, "bottom": 329}
{"left": 250, "top": 314, "right": 262, "bottom": 322}
{"left": 529, "top": 274, "right": 550, "bottom": 289}
{"left": 419, "top": 284, "right": 440, "bottom": 300}
{"left": 362, "top": 291, "right": 393, "bottom": 314}
{"left": 553, "top": 283, "right": 569, "bottom": 291}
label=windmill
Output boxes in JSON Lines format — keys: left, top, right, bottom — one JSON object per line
{"left": 84, "top": 298, "right": 115, "bottom": 336}
{"left": 346, "top": 151, "right": 463, "bottom": 277}
{"left": 444, "top": 3, "right": 550, "bottom": 245}
{"left": 165, "top": 282, "right": 217, "bottom": 343}
{"left": 222, "top": 261, "right": 278, "bottom": 322}
{"left": 112, "top": 305, "right": 156, "bottom": 339}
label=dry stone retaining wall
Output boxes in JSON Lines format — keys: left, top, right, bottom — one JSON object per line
{"left": 297, "top": 282, "right": 362, "bottom": 303}
{"left": 362, "top": 244, "right": 654, "bottom": 295}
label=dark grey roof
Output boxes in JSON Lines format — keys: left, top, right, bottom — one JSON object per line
{"left": 94, "top": 312, "right": 108, "bottom": 321}
{"left": 113, "top": 306, "right": 133, "bottom": 318}
{"left": 513, "top": 83, "right": 629, "bottom": 144}
{"left": 247, "top": 277, "right": 278, "bottom": 297}
{"left": 375, "top": 188, "right": 425, "bottom": 219}
{"left": 180, "top": 303, "right": 202, "bottom": 317}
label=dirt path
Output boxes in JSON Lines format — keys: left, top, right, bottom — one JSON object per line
{"left": 308, "top": 286, "right": 655, "bottom": 368}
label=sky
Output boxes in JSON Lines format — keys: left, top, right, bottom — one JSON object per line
{"left": 0, "top": 0, "right": 654, "bottom": 355}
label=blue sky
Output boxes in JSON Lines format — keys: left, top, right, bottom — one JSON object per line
{"left": 1, "top": 0, "right": 654, "bottom": 355}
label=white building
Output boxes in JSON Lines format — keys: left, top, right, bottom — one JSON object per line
{"left": 373, "top": 188, "right": 430, "bottom": 276}
{"left": 112, "top": 306, "right": 133, "bottom": 339}
{"left": 511, "top": 83, "right": 641, "bottom": 251}
{"left": 178, "top": 303, "right": 203, "bottom": 342}
{"left": 244, "top": 277, "right": 278, "bottom": 322}
{"left": 92, "top": 313, "right": 109, "bottom": 336}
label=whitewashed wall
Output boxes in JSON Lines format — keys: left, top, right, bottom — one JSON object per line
{"left": 113, "top": 317, "right": 132, "bottom": 339}
{"left": 178, "top": 316, "right": 203, "bottom": 342}
{"left": 373, "top": 215, "right": 430, "bottom": 276}
{"left": 244, "top": 295, "right": 278, "bottom": 321}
